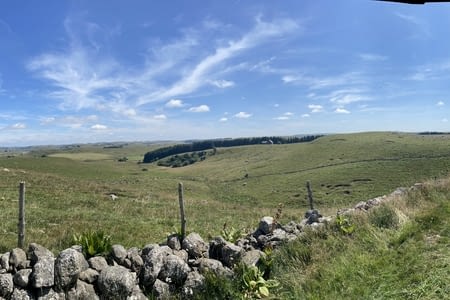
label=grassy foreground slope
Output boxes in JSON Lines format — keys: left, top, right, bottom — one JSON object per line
{"left": 0, "top": 132, "right": 450, "bottom": 252}
{"left": 271, "top": 178, "right": 450, "bottom": 299}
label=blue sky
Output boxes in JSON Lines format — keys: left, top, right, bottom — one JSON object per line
{"left": 1, "top": 0, "right": 450, "bottom": 146}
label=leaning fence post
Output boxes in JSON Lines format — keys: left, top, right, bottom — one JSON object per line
{"left": 18, "top": 181, "right": 26, "bottom": 249}
{"left": 178, "top": 182, "right": 186, "bottom": 241}
{"left": 306, "top": 181, "right": 314, "bottom": 210}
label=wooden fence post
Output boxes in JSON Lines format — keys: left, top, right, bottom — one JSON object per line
{"left": 306, "top": 181, "right": 314, "bottom": 210}
{"left": 178, "top": 182, "right": 186, "bottom": 241}
{"left": 18, "top": 181, "right": 26, "bottom": 249}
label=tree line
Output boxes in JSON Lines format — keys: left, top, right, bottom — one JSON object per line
{"left": 142, "top": 135, "right": 323, "bottom": 163}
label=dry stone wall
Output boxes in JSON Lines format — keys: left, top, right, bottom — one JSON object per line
{"left": 0, "top": 186, "right": 414, "bottom": 299}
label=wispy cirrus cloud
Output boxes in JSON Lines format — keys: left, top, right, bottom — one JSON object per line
{"left": 28, "top": 15, "right": 300, "bottom": 122}
{"left": 359, "top": 53, "right": 388, "bottom": 62}
{"left": 209, "top": 79, "right": 235, "bottom": 88}
{"left": 395, "top": 13, "right": 430, "bottom": 39}
{"left": 329, "top": 89, "right": 371, "bottom": 105}
{"left": 408, "top": 60, "right": 450, "bottom": 82}
{"left": 282, "top": 72, "right": 366, "bottom": 90}
{"left": 137, "top": 17, "right": 299, "bottom": 105}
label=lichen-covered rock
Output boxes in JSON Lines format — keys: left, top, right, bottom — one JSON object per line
{"left": 10, "top": 287, "right": 34, "bottom": 300}
{"left": 1, "top": 252, "right": 10, "bottom": 272}
{"left": 88, "top": 257, "right": 108, "bottom": 273}
{"left": 151, "top": 279, "right": 172, "bottom": 300}
{"left": 28, "top": 244, "right": 53, "bottom": 266}
{"left": 181, "top": 271, "right": 205, "bottom": 299}
{"left": 128, "top": 285, "right": 147, "bottom": 300}
{"left": 241, "top": 250, "right": 265, "bottom": 267}
{"left": 258, "top": 216, "right": 274, "bottom": 235}
{"left": 182, "top": 233, "right": 208, "bottom": 259}
{"left": 221, "top": 242, "right": 243, "bottom": 268}
{"left": 54, "top": 248, "right": 89, "bottom": 292}
{"left": 13, "top": 268, "right": 32, "bottom": 288}
{"left": 197, "top": 258, "right": 232, "bottom": 277}
{"left": 97, "top": 266, "right": 136, "bottom": 300}
{"left": 31, "top": 256, "right": 55, "bottom": 288}
{"left": 305, "top": 209, "right": 322, "bottom": 224}
{"left": 126, "top": 248, "right": 143, "bottom": 274}
{"left": 208, "top": 237, "right": 226, "bottom": 261}
{"left": 10, "top": 248, "right": 28, "bottom": 271}
{"left": 66, "top": 280, "right": 99, "bottom": 300}
{"left": 111, "top": 245, "right": 127, "bottom": 265}
{"left": 36, "top": 287, "right": 65, "bottom": 300}
{"left": 79, "top": 268, "right": 99, "bottom": 284}
{"left": 158, "top": 255, "right": 190, "bottom": 285}
{"left": 0, "top": 273, "right": 13, "bottom": 299}
{"left": 140, "top": 245, "right": 171, "bottom": 289}
{"left": 269, "top": 228, "right": 288, "bottom": 242}
{"left": 166, "top": 234, "right": 181, "bottom": 251}
{"left": 172, "top": 250, "right": 188, "bottom": 263}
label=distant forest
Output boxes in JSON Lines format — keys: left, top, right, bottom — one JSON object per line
{"left": 143, "top": 135, "right": 323, "bottom": 163}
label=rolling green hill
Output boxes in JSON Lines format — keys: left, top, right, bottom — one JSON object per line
{"left": 1, "top": 132, "right": 450, "bottom": 253}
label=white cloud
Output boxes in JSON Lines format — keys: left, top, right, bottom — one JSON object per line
{"left": 442, "top": 118, "right": 448, "bottom": 123}
{"left": 308, "top": 104, "right": 323, "bottom": 113}
{"left": 437, "top": 101, "right": 445, "bottom": 107}
{"left": 301, "top": 114, "right": 310, "bottom": 118}
{"left": 274, "top": 112, "right": 294, "bottom": 120}
{"left": 10, "top": 123, "right": 26, "bottom": 130}
{"left": 40, "top": 117, "right": 56, "bottom": 125}
{"left": 91, "top": 124, "right": 107, "bottom": 130}
{"left": 136, "top": 17, "right": 298, "bottom": 105}
{"left": 188, "top": 105, "right": 210, "bottom": 113}
{"left": 282, "top": 72, "right": 366, "bottom": 90}
{"left": 234, "top": 112, "right": 252, "bottom": 118}
{"left": 153, "top": 114, "right": 167, "bottom": 120}
{"left": 209, "top": 79, "right": 235, "bottom": 88}
{"left": 282, "top": 75, "right": 301, "bottom": 83}
{"left": 58, "top": 115, "right": 98, "bottom": 129}
{"left": 335, "top": 108, "right": 350, "bottom": 114}
{"left": 359, "top": 53, "right": 388, "bottom": 62}
{"left": 219, "top": 117, "right": 228, "bottom": 122}
{"left": 166, "top": 99, "right": 185, "bottom": 108}
{"left": 395, "top": 13, "right": 430, "bottom": 38}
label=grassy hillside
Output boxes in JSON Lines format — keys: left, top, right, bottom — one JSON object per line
{"left": 271, "top": 178, "right": 450, "bottom": 299}
{"left": 1, "top": 132, "right": 450, "bottom": 253}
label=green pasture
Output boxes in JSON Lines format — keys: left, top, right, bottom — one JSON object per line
{"left": 1, "top": 132, "right": 450, "bottom": 252}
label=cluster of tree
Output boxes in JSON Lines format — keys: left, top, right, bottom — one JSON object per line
{"left": 157, "top": 151, "right": 208, "bottom": 168}
{"left": 143, "top": 135, "right": 322, "bottom": 164}
{"left": 418, "top": 132, "right": 450, "bottom": 135}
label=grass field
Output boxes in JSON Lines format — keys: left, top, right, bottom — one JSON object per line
{"left": 1, "top": 132, "right": 450, "bottom": 253}
{"left": 271, "top": 178, "right": 450, "bottom": 299}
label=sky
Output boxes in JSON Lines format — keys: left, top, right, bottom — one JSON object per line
{"left": 1, "top": 0, "right": 450, "bottom": 146}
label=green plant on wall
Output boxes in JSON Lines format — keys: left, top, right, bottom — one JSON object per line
{"left": 238, "top": 264, "right": 279, "bottom": 299}
{"left": 72, "top": 230, "right": 112, "bottom": 258}
{"left": 334, "top": 214, "right": 355, "bottom": 235}
{"left": 221, "top": 223, "right": 243, "bottom": 243}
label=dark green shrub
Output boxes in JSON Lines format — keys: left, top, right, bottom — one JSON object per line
{"left": 369, "top": 205, "right": 399, "bottom": 229}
